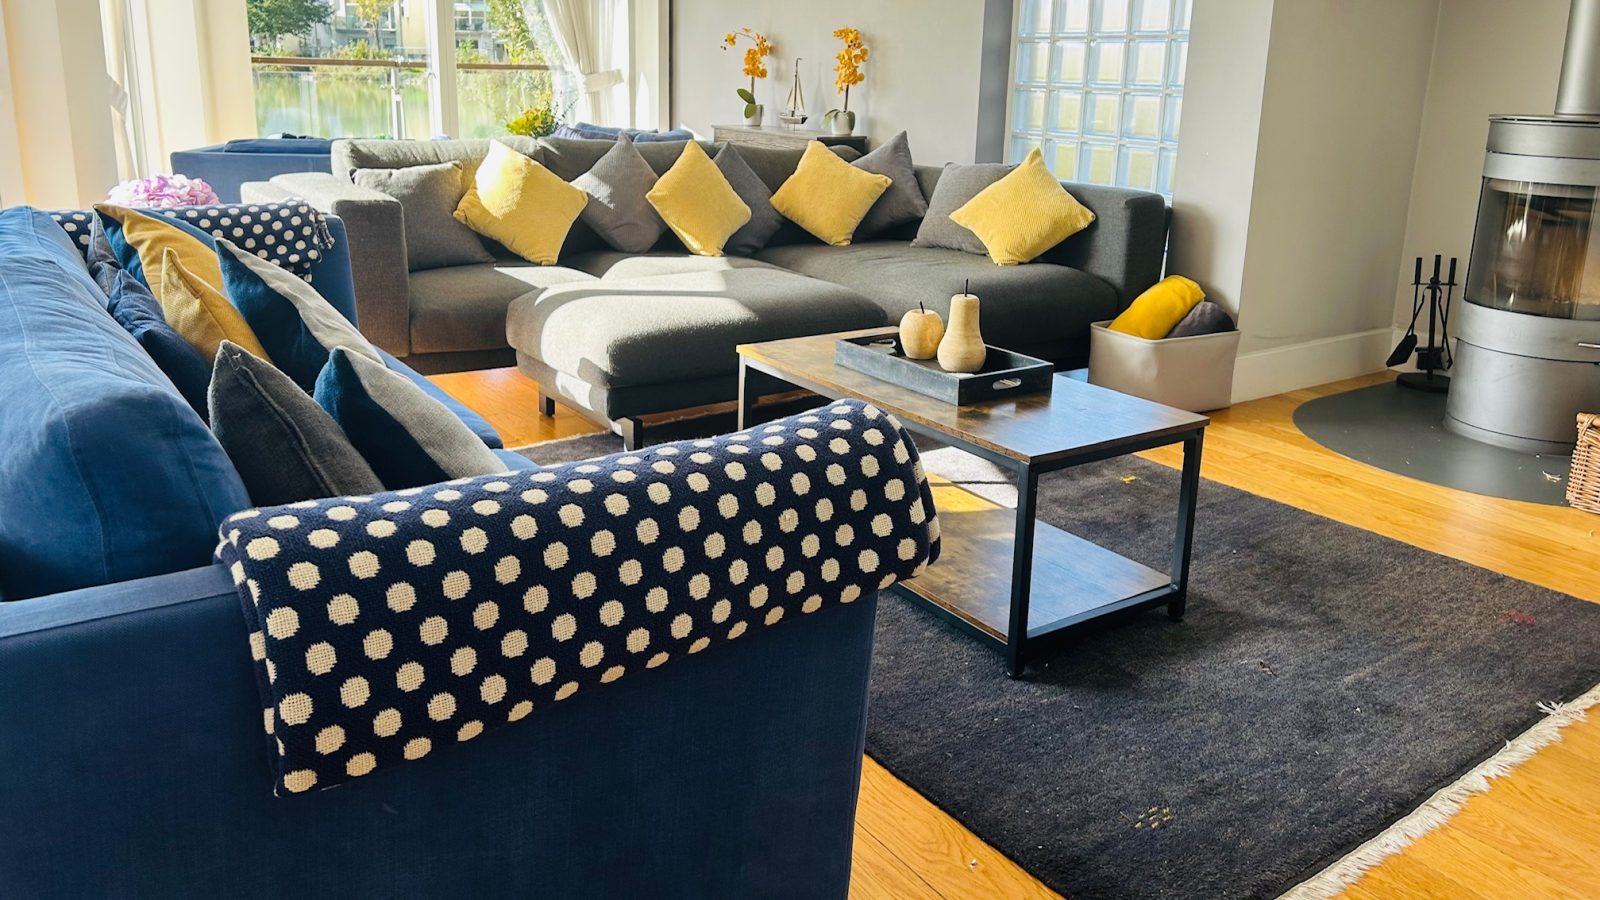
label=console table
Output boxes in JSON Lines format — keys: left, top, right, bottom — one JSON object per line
{"left": 737, "top": 329, "right": 1209, "bottom": 676}
{"left": 713, "top": 125, "right": 869, "bottom": 153}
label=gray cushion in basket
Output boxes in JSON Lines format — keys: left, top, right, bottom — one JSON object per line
{"left": 353, "top": 162, "right": 493, "bottom": 271}
{"left": 715, "top": 145, "right": 786, "bottom": 257}
{"left": 911, "top": 162, "right": 1016, "bottom": 256}
{"left": 572, "top": 133, "right": 665, "bottom": 253}
{"left": 853, "top": 132, "right": 928, "bottom": 239}
{"left": 209, "top": 340, "right": 383, "bottom": 506}
{"left": 1166, "top": 300, "right": 1236, "bottom": 338}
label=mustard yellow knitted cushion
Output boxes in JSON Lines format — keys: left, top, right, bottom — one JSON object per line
{"left": 1108, "top": 275, "right": 1207, "bottom": 340}
{"left": 454, "top": 140, "right": 588, "bottom": 265}
{"left": 646, "top": 142, "right": 751, "bottom": 256}
{"left": 948, "top": 148, "right": 1096, "bottom": 265}
{"left": 770, "top": 141, "right": 892, "bottom": 247}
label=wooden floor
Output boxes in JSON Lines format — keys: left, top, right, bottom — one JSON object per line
{"left": 431, "top": 367, "right": 1600, "bottom": 899}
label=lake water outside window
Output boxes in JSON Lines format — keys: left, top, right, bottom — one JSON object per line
{"left": 1009, "top": 0, "right": 1189, "bottom": 196}
{"left": 249, "top": 0, "right": 563, "bottom": 140}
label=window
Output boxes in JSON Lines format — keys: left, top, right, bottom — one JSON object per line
{"left": 248, "top": 0, "right": 562, "bottom": 140}
{"left": 1009, "top": 0, "right": 1189, "bottom": 195}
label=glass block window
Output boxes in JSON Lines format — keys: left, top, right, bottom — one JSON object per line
{"left": 1010, "top": 0, "right": 1190, "bottom": 196}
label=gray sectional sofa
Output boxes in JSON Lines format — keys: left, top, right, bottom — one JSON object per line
{"left": 245, "top": 136, "right": 1168, "bottom": 448}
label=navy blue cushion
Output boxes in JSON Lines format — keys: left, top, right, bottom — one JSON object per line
{"left": 378, "top": 348, "right": 504, "bottom": 449}
{"left": 102, "top": 269, "right": 213, "bottom": 421}
{"left": 631, "top": 128, "right": 696, "bottom": 143}
{"left": 556, "top": 123, "right": 697, "bottom": 143}
{"left": 223, "top": 137, "right": 335, "bottom": 155}
{"left": 0, "top": 207, "right": 248, "bottom": 600}
{"left": 314, "top": 348, "right": 506, "bottom": 488}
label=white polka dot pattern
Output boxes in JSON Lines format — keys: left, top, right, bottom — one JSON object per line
{"left": 49, "top": 200, "right": 335, "bottom": 281}
{"left": 217, "top": 400, "right": 940, "bottom": 795}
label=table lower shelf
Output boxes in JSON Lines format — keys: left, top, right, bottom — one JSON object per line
{"left": 895, "top": 482, "right": 1174, "bottom": 643}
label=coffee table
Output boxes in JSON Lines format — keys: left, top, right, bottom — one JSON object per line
{"left": 737, "top": 329, "right": 1209, "bottom": 676}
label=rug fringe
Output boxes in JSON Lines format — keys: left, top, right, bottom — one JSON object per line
{"left": 1278, "top": 680, "right": 1600, "bottom": 899}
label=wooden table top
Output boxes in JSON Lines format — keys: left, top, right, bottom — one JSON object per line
{"left": 739, "top": 329, "right": 1209, "bottom": 465}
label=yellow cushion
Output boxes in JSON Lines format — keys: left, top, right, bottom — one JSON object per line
{"left": 645, "top": 142, "right": 751, "bottom": 257}
{"left": 769, "top": 141, "right": 892, "bottom": 246}
{"left": 454, "top": 140, "right": 588, "bottom": 265}
{"left": 94, "top": 203, "right": 225, "bottom": 292}
{"left": 1107, "top": 275, "right": 1207, "bottom": 340}
{"left": 158, "top": 248, "right": 272, "bottom": 362}
{"left": 948, "top": 148, "right": 1097, "bottom": 265}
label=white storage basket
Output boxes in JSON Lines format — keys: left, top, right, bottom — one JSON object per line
{"left": 1087, "top": 320, "right": 1241, "bottom": 412}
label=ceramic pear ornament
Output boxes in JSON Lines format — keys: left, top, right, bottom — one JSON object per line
{"left": 899, "top": 301, "right": 945, "bottom": 360}
{"left": 937, "top": 280, "right": 987, "bottom": 373}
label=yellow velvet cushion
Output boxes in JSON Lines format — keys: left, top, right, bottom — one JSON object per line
{"left": 948, "top": 148, "right": 1097, "bottom": 265}
{"left": 770, "top": 141, "right": 892, "bottom": 247}
{"left": 94, "top": 203, "right": 225, "bottom": 291}
{"left": 158, "top": 248, "right": 271, "bottom": 362}
{"left": 645, "top": 142, "right": 751, "bottom": 256}
{"left": 1107, "top": 275, "right": 1207, "bottom": 339}
{"left": 454, "top": 140, "right": 588, "bottom": 265}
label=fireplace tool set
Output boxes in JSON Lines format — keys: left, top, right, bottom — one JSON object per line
{"left": 1389, "top": 254, "right": 1455, "bottom": 393}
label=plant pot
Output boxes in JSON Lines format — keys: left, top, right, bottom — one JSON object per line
{"left": 744, "top": 104, "right": 764, "bottom": 127}
{"left": 830, "top": 114, "right": 854, "bottom": 136}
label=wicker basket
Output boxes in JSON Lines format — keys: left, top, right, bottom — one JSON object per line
{"left": 1568, "top": 413, "right": 1600, "bottom": 513}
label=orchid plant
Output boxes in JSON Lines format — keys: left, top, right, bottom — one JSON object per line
{"left": 823, "top": 27, "right": 868, "bottom": 131}
{"left": 722, "top": 27, "right": 773, "bottom": 119}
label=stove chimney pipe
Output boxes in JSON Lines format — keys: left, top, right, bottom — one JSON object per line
{"left": 1556, "top": 0, "right": 1600, "bottom": 116}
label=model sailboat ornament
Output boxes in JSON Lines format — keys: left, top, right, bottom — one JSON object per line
{"left": 779, "top": 58, "right": 808, "bottom": 126}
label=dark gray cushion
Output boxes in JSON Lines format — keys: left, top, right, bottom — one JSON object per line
{"left": 754, "top": 241, "right": 1118, "bottom": 358}
{"left": 715, "top": 145, "right": 785, "bottom": 256}
{"left": 853, "top": 132, "right": 927, "bottom": 239}
{"left": 1166, "top": 300, "right": 1236, "bottom": 338}
{"left": 353, "top": 162, "right": 494, "bottom": 271}
{"left": 209, "top": 340, "right": 383, "bottom": 506}
{"left": 910, "top": 162, "right": 1016, "bottom": 256}
{"left": 571, "top": 134, "right": 664, "bottom": 253}
{"left": 506, "top": 268, "right": 886, "bottom": 387}
{"left": 408, "top": 263, "right": 595, "bottom": 354}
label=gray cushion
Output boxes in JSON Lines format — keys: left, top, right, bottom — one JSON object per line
{"left": 754, "top": 241, "right": 1118, "bottom": 357}
{"left": 571, "top": 134, "right": 664, "bottom": 253}
{"left": 853, "top": 132, "right": 927, "bottom": 239}
{"left": 1166, "top": 300, "right": 1236, "bottom": 338}
{"left": 506, "top": 268, "right": 886, "bottom": 387}
{"left": 910, "top": 162, "right": 1016, "bottom": 256}
{"left": 408, "top": 262, "right": 595, "bottom": 355}
{"left": 209, "top": 341, "right": 383, "bottom": 506}
{"left": 715, "top": 145, "right": 785, "bottom": 257}
{"left": 353, "top": 162, "right": 493, "bottom": 270}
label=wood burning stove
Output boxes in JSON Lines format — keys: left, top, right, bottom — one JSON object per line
{"left": 1448, "top": 0, "right": 1600, "bottom": 453}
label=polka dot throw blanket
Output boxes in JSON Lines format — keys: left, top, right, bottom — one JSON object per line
{"left": 51, "top": 201, "right": 334, "bottom": 280}
{"left": 216, "top": 400, "right": 942, "bottom": 795}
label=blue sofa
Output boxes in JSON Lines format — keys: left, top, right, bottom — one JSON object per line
{"left": 0, "top": 207, "right": 903, "bottom": 898}
{"left": 171, "top": 138, "right": 335, "bottom": 203}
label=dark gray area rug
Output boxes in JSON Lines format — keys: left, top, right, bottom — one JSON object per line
{"left": 1293, "top": 381, "right": 1570, "bottom": 505}
{"left": 521, "top": 431, "right": 1600, "bottom": 899}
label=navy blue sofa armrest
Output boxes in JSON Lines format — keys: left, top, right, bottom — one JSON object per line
{"left": 0, "top": 565, "right": 877, "bottom": 898}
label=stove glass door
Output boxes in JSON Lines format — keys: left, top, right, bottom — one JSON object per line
{"left": 1467, "top": 177, "right": 1600, "bottom": 320}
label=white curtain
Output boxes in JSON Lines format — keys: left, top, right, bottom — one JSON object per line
{"left": 538, "top": 0, "right": 622, "bottom": 124}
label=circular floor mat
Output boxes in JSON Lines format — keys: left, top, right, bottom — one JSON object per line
{"left": 1293, "top": 380, "right": 1571, "bottom": 505}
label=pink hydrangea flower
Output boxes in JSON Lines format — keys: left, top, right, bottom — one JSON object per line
{"left": 106, "top": 174, "right": 220, "bottom": 208}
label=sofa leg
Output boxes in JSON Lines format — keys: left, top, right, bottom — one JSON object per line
{"left": 618, "top": 417, "right": 643, "bottom": 451}
{"left": 536, "top": 391, "right": 556, "bottom": 418}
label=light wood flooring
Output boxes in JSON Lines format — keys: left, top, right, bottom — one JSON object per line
{"left": 430, "top": 367, "right": 1600, "bottom": 899}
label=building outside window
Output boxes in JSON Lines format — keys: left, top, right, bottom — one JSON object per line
{"left": 1009, "top": 0, "right": 1190, "bottom": 196}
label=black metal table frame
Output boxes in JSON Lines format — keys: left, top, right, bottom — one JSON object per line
{"left": 738, "top": 359, "right": 1205, "bottom": 677}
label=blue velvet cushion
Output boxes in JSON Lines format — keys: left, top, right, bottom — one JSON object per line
{"left": 214, "top": 238, "right": 375, "bottom": 389}
{"left": 378, "top": 348, "right": 504, "bottom": 450}
{"left": 555, "top": 122, "right": 696, "bottom": 143}
{"left": 102, "top": 269, "right": 214, "bottom": 421}
{"left": 0, "top": 207, "right": 248, "bottom": 600}
{"left": 314, "top": 347, "right": 507, "bottom": 488}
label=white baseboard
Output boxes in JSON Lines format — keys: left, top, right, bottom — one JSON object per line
{"left": 1230, "top": 327, "right": 1395, "bottom": 403}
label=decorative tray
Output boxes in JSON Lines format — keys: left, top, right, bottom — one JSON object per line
{"left": 834, "top": 330, "right": 1054, "bottom": 405}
